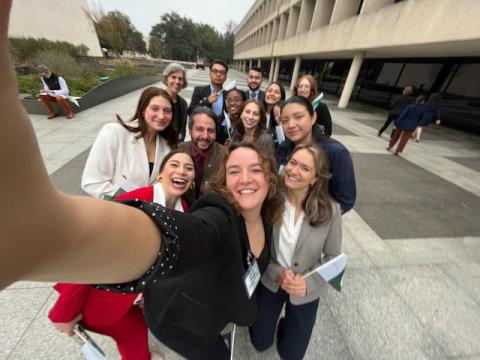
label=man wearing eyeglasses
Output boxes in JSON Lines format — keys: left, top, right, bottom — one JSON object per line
{"left": 178, "top": 107, "right": 226, "bottom": 205}
{"left": 188, "top": 59, "right": 228, "bottom": 118}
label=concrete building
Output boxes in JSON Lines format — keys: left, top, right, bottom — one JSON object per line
{"left": 8, "top": 0, "right": 102, "bottom": 57}
{"left": 233, "top": 0, "right": 480, "bottom": 133}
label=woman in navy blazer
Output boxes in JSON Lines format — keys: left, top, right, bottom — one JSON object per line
{"left": 388, "top": 95, "right": 426, "bottom": 155}
{"left": 250, "top": 144, "right": 342, "bottom": 360}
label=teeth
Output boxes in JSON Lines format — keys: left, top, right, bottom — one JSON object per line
{"left": 172, "top": 178, "right": 186, "bottom": 185}
{"left": 239, "top": 189, "right": 255, "bottom": 194}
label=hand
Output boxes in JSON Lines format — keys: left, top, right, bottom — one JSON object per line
{"left": 207, "top": 93, "right": 219, "bottom": 104}
{"left": 224, "top": 139, "right": 232, "bottom": 147}
{"left": 282, "top": 274, "right": 307, "bottom": 297}
{"left": 40, "top": 89, "right": 48, "bottom": 94}
{"left": 51, "top": 314, "right": 82, "bottom": 336}
{"left": 277, "top": 268, "right": 295, "bottom": 288}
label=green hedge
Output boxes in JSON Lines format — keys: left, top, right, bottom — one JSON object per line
{"left": 9, "top": 37, "right": 88, "bottom": 62}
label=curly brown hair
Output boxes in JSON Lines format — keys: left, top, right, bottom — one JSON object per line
{"left": 206, "top": 142, "right": 284, "bottom": 226}
{"left": 286, "top": 144, "right": 334, "bottom": 226}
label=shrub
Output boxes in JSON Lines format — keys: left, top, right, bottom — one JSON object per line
{"left": 109, "top": 63, "right": 158, "bottom": 78}
{"left": 9, "top": 37, "right": 89, "bottom": 62}
{"left": 17, "top": 75, "right": 42, "bottom": 97}
{"left": 66, "top": 76, "right": 101, "bottom": 97}
{"left": 33, "top": 50, "right": 85, "bottom": 77}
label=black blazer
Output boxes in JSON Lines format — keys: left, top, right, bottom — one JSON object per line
{"left": 100, "top": 194, "right": 271, "bottom": 344}
{"left": 188, "top": 84, "right": 226, "bottom": 116}
{"left": 173, "top": 95, "right": 188, "bottom": 142}
{"left": 315, "top": 102, "right": 332, "bottom": 137}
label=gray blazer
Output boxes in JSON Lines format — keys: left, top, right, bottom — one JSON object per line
{"left": 261, "top": 201, "right": 342, "bottom": 305}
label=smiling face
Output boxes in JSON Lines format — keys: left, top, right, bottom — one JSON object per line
{"left": 247, "top": 69, "right": 262, "bottom": 91}
{"left": 226, "top": 147, "right": 269, "bottom": 216}
{"left": 265, "top": 84, "right": 282, "bottom": 105}
{"left": 166, "top": 70, "right": 185, "bottom": 96}
{"left": 284, "top": 148, "right": 317, "bottom": 192}
{"left": 241, "top": 102, "right": 261, "bottom": 131}
{"left": 144, "top": 95, "right": 173, "bottom": 133}
{"left": 226, "top": 90, "right": 244, "bottom": 118}
{"left": 281, "top": 102, "right": 316, "bottom": 144}
{"left": 191, "top": 114, "right": 216, "bottom": 151}
{"left": 159, "top": 152, "right": 195, "bottom": 199}
{"left": 296, "top": 78, "right": 311, "bottom": 99}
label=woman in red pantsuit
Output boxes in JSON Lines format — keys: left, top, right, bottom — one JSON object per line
{"left": 49, "top": 149, "right": 195, "bottom": 360}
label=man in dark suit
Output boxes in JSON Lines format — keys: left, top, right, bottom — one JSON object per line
{"left": 244, "top": 66, "right": 265, "bottom": 101}
{"left": 188, "top": 60, "right": 228, "bottom": 118}
{"left": 178, "top": 107, "right": 226, "bottom": 205}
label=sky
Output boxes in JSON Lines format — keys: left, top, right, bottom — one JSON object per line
{"left": 89, "top": 0, "right": 256, "bottom": 36}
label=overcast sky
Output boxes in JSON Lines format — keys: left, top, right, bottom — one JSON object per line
{"left": 89, "top": 0, "right": 256, "bottom": 36}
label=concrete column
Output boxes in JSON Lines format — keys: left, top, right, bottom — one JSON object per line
{"left": 331, "top": 0, "right": 362, "bottom": 24}
{"left": 290, "top": 56, "right": 302, "bottom": 90}
{"left": 361, "top": 0, "right": 394, "bottom": 15}
{"left": 257, "top": 59, "right": 261, "bottom": 67}
{"left": 249, "top": 59, "right": 253, "bottom": 69}
{"left": 285, "top": 6, "right": 300, "bottom": 38}
{"left": 338, "top": 52, "right": 365, "bottom": 109}
{"left": 297, "top": 0, "right": 315, "bottom": 34}
{"left": 311, "top": 0, "right": 335, "bottom": 29}
{"left": 278, "top": 12, "right": 288, "bottom": 40}
{"left": 273, "top": 58, "right": 281, "bottom": 82}
{"left": 269, "top": 58, "right": 276, "bottom": 83}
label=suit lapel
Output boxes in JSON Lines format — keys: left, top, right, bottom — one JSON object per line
{"left": 272, "top": 224, "right": 280, "bottom": 257}
{"left": 293, "top": 220, "right": 312, "bottom": 256}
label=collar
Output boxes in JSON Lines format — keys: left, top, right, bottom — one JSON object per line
{"left": 153, "top": 183, "right": 184, "bottom": 212}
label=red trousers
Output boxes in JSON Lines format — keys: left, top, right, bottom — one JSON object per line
{"left": 389, "top": 128, "right": 413, "bottom": 154}
{"left": 82, "top": 305, "right": 150, "bottom": 360}
{"left": 39, "top": 94, "right": 74, "bottom": 117}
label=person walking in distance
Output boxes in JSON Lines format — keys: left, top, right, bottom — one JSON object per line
{"left": 378, "top": 86, "right": 413, "bottom": 137}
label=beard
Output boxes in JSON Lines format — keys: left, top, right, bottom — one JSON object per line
{"left": 192, "top": 137, "right": 212, "bottom": 151}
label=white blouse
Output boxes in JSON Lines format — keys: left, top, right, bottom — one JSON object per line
{"left": 277, "top": 200, "right": 305, "bottom": 268}
{"left": 153, "top": 183, "right": 184, "bottom": 213}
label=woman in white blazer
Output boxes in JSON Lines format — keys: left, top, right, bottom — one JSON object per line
{"left": 81, "top": 87, "right": 178, "bottom": 199}
{"left": 250, "top": 144, "right": 343, "bottom": 360}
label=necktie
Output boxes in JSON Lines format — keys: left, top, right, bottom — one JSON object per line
{"left": 194, "top": 154, "right": 205, "bottom": 197}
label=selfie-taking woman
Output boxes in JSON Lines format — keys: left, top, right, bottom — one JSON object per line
{"left": 81, "top": 87, "right": 177, "bottom": 199}
{"left": 162, "top": 63, "right": 189, "bottom": 141}
{"left": 232, "top": 99, "right": 274, "bottom": 156}
{"left": 48, "top": 150, "right": 194, "bottom": 360}
{"left": 250, "top": 144, "right": 342, "bottom": 360}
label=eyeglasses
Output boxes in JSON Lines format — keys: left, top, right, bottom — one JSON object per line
{"left": 226, "top": 97, "right": 243, "bottom": 105}
{"left": 211, "top": 69, "right": 227, "bottom": 76}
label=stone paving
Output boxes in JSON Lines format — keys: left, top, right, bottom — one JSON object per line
{"left": 1, "top": 69, "right": 479, "bottom": 360}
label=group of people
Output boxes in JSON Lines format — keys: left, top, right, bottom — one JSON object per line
{"left": 378, "top": 86, "right": 442, "bottom": 155}
{"left": 0, "top": 3, "right": 356, "bottom": 358}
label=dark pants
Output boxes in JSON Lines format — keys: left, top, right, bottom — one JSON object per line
{"left": 249, "top": 284, "right": 319, "bottom": 360}
{"left": 151, "top": 324, "right": 229, "bottom": 360}
{"left": 378, "top": 113, "right": 397, "bottom": 136}
{"left": 388, "top": 128, "right": 413, "bottom": 154}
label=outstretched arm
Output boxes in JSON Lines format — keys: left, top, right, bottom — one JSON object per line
{"left": 0, "top": 1, "right": 161, "bottom": 289}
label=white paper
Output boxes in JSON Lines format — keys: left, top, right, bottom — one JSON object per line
{"left": 304, "top": 253, "right": 347, "bottom": 281}
{"left": 81, "top": 342, "right": 107, "bottom": 360}
{"left": 275, "top": 125, "right": 285, "bottom": 143}
{"left": 223, "top": 80, "right": 237, "bottom": 92}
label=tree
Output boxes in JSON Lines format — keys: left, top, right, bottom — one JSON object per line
{"left": 85, "top": 4, "right": 146, "bottom": 56}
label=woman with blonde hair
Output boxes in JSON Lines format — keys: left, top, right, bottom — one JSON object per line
{"left": 294, "top": 74, "right": 332, "bottom": 137}
{"left": 250, "top": 144, "right": 342, "bottom": 360}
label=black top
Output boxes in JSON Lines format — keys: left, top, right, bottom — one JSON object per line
{"left": 148, "top": 162, "right": 154, "bottom": 176}
{"left": 42, "top": 73, "right": 61, "bottom": 90}
{"left": 315, "top": 102, "right": 332, "bottom": 137}
{"left": 390, "top": 94, "right": 413, "bottom": 116}
{"left": 96, "top": 193, "right": 271, "bottom": 344}
{"left": 172, "top": 96, "right": 188, "bottom": 142}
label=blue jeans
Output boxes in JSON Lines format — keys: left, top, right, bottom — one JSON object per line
{"left": 249, "top": 283, "right": 319, "bottom": 360}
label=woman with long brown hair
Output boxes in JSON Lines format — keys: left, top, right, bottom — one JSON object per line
{"left": 250, "top": 144, "right": 343, "bottom": 360}
{"left": 233, "top": 99, "right": 275, "bottom": 155}
{"left": 81, "top": 86, "right": 178, "bottom": 199}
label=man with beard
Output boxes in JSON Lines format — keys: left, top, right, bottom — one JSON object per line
{"left": 244, "top": 66, "right": 265, "bottom": 101}
{"left": 178, "top": 107, "right": 226, "bottom": 205}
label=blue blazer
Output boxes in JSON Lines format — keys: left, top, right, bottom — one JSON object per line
{"left": 394, "top": 103, "right": 425, "bottom": 131}
{"left": 244, "top": 89, "right": 265, "bottom": 102}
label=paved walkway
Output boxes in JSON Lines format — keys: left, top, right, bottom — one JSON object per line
{"left": 1, "top": 69, "right": 479, "bottom": 359}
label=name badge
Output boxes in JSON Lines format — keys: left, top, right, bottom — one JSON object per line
{"left": 243, "top": 258, "right": 260, "bottom": 299}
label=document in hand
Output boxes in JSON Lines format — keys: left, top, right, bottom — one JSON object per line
{"left": 303, "top": 253, "right": 347, "bottom": 292}
{"left": 312, "top": 92, "right": 324, "bottom": 110}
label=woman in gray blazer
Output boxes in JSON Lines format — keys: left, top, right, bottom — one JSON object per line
{"left": 250, "top": 144, "right": 343, "bottom": 360}
{"left": 232, "top": 99, "right": 275, "bottom": 157}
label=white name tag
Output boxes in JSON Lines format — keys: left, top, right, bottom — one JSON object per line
{"left": 243, "top": 259, "right": 260, "bottom": 299}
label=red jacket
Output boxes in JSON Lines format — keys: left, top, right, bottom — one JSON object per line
{"left": 49, "top": 186, "right": 188, "bottom": 326}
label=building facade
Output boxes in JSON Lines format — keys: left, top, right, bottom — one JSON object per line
{"left": 233, "top": 0, "right": 480, "bottom": 133}
{"left": 8, "top": 0, "right": 102, "bottom": 57}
